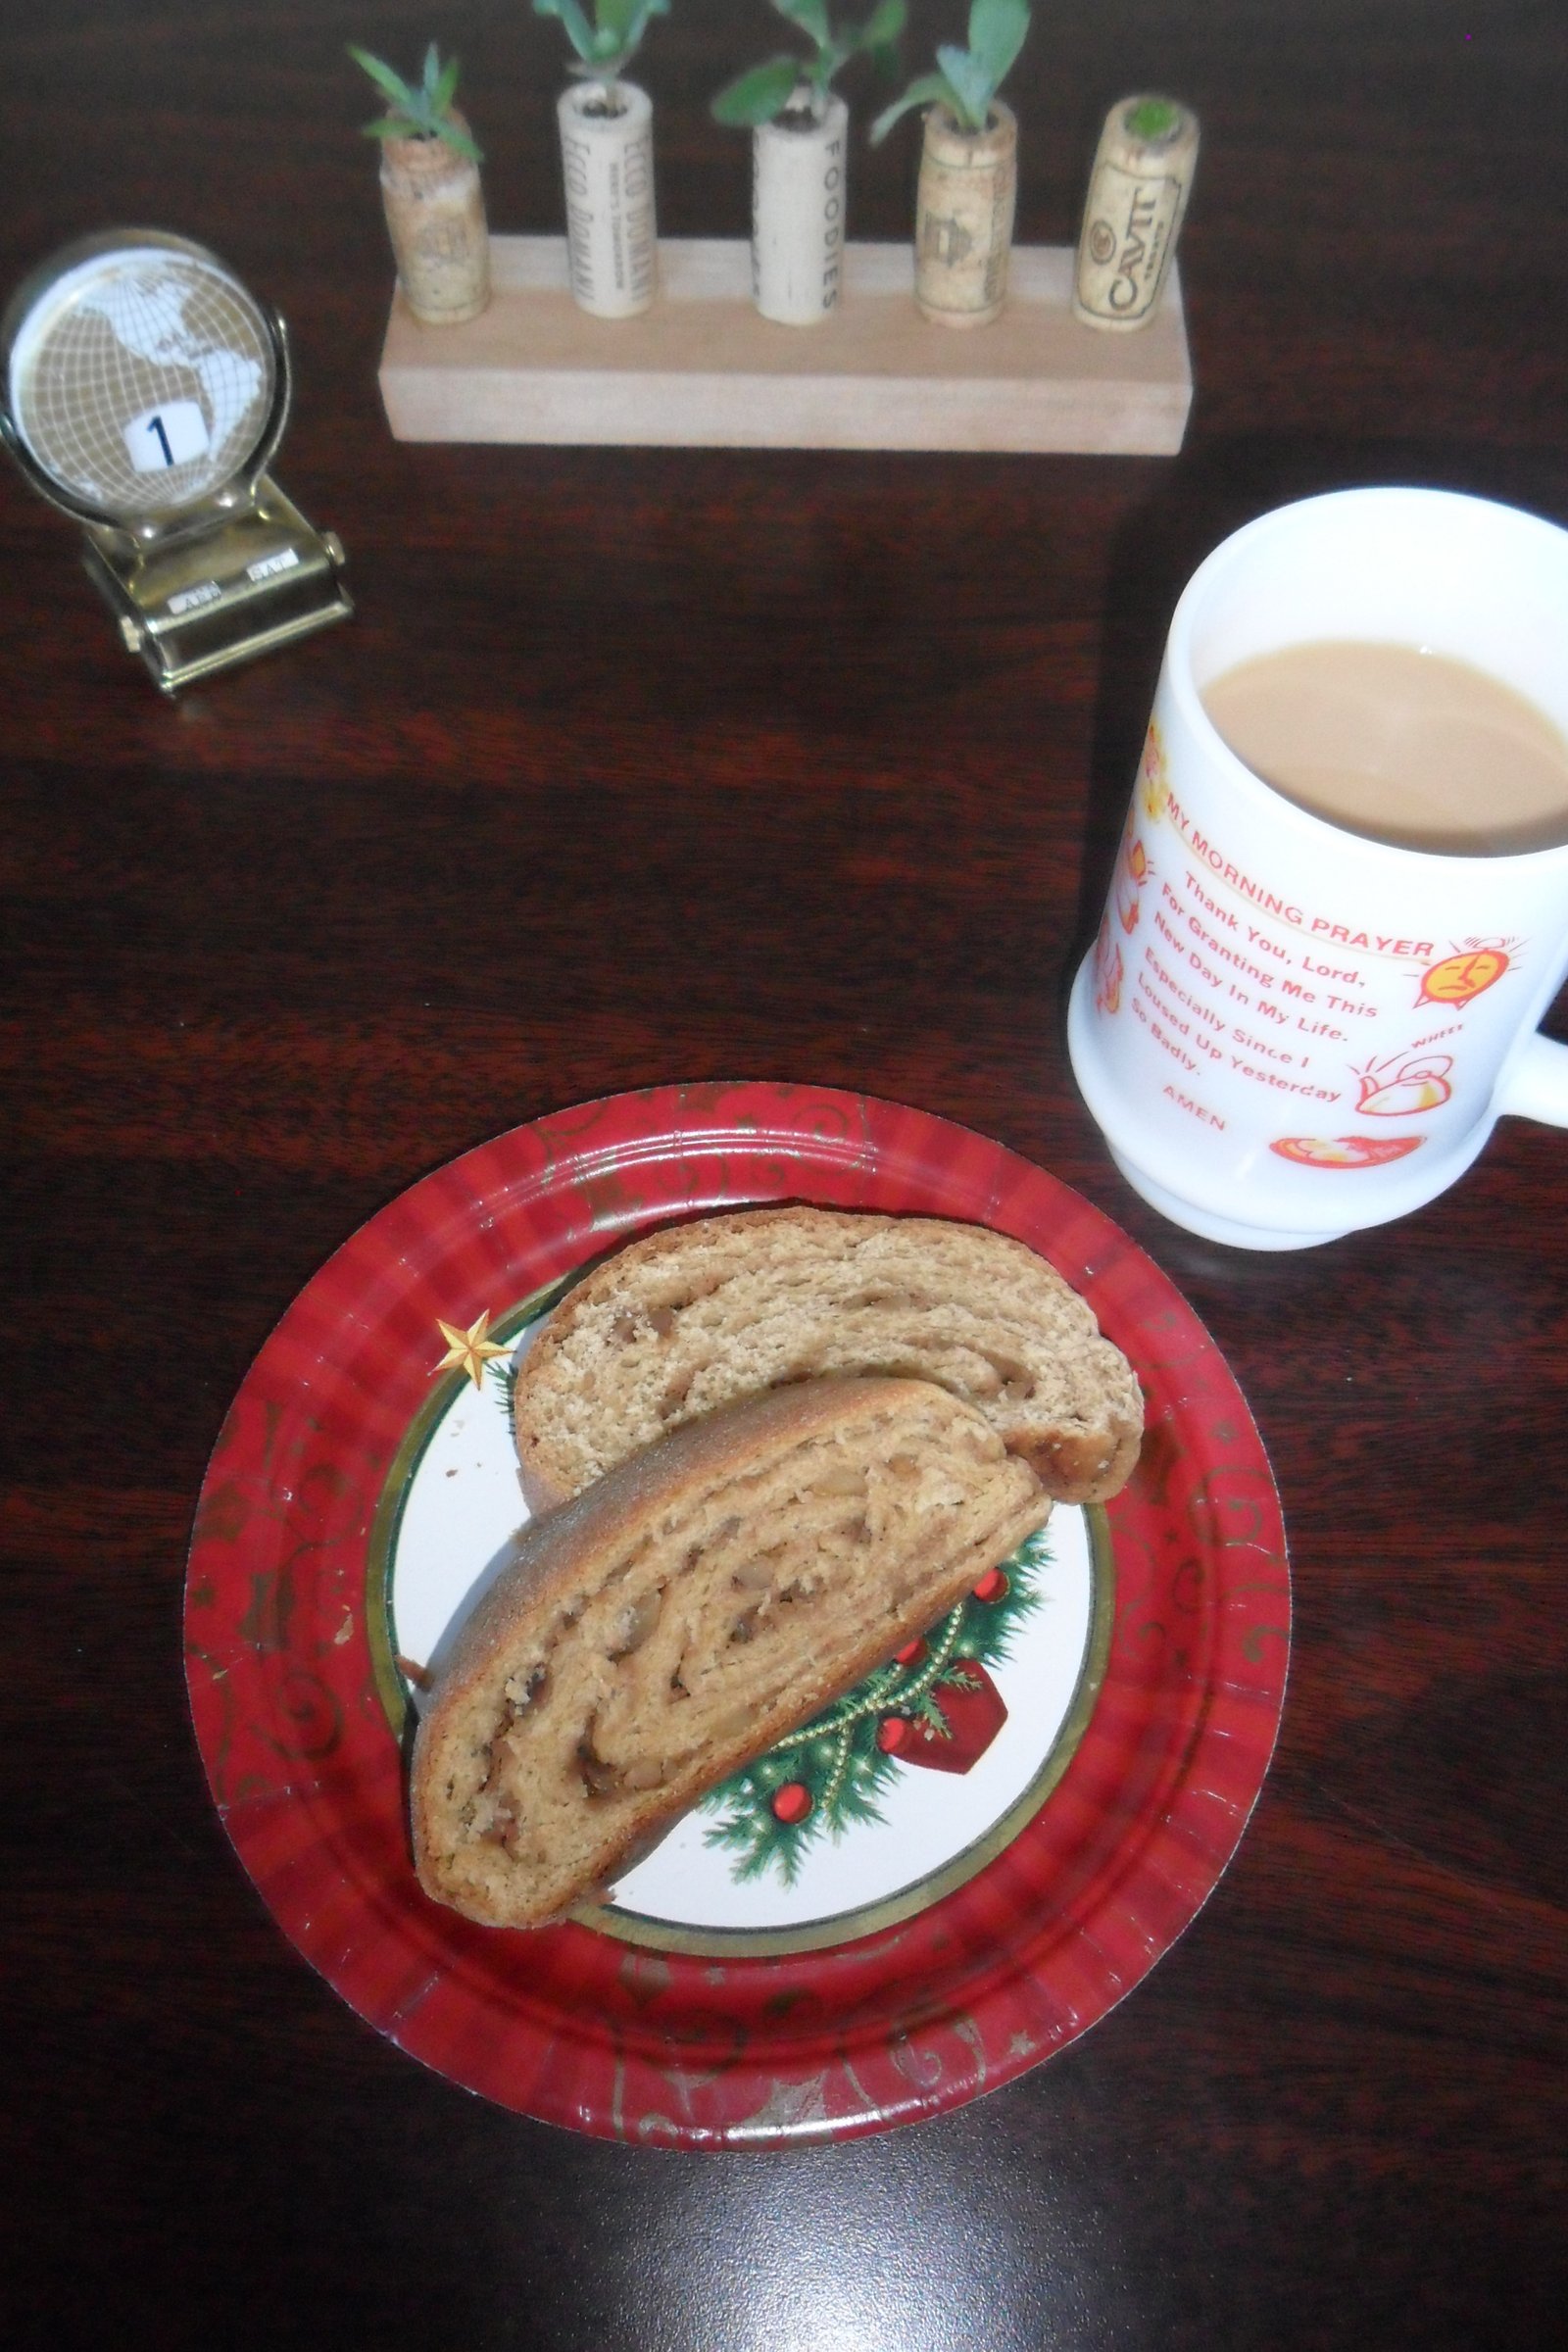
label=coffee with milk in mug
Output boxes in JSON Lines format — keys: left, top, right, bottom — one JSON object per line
{"left": 1201, "top": 640, "right": 1568, "bottom": 857}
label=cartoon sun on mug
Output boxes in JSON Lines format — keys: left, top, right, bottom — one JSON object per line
{"left": 1415, "top": 938, "right": 1518, "bottom": 1008}
{"left": 1352, "top": 1049, "right": 1454, "bottom": 1117}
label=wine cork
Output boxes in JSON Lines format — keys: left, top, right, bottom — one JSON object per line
{"left": 752, "top": 95, "right": 849, "bottom": 326}
{"left": 914, "top": 102, "right": 1017, "bottom": 328}
{"left": 379, "top": 117, "right": 489, "bottom": 325}
{"left": 1073, "top": 94, "right": 1199, "bottom": 331}
{"left": 558, "top": 81, "right": 658, "bottom": 319}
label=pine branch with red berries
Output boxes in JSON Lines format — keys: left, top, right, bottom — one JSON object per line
{"left": 699, "top": 1525, "right": 1049, "bottom": 1886}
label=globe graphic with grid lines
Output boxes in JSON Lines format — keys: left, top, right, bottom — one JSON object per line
{"left": 11, "top": 248, "right": 275, "bottom": 516}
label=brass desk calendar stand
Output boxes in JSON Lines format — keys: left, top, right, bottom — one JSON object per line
{"left": 0, "top": 229, "right": 350, "bottom": 693}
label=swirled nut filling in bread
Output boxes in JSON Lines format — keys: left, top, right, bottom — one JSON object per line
{"left": 511, "top": 1205, "right": 1145, "bottom": 1512}
{"left": 411, "top": 1377, "right": 1051, "bottom": 1929}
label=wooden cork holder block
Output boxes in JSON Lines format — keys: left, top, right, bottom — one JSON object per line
{"left": 378, "top": 235, "right": 1192, "bottom": 454}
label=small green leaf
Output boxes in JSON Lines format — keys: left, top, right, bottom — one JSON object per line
{"left": 535, "top": 0, "right": 598, "bottom": 68}
{"left": 604, "top": 0, "right": 669, "bottom": 58}
{"left": 936, "top": 41, "right": 993, "bottom": 130}
{"left": 775, "top": 0, "right": 832, "bottom": 48}
{"left": 350, "top": 40, "right": 480, "bottom": 151}
{"left": 1125, "top": 95, "right": 1181, "bottom": 143}
{"left": 537, "top": 0, "right": 667, "bottom": 76}
{"left": 858, "top": 0, "right": 907, "bottom": 54}
{"left": 808, "top": 39, "right": 847, "bottom": 96}
{"left": 349, "top": 46, "right": 416, "bottom": 111}
{"left": 869, "top": 68, "right": 952, "bottom": 143}
{"left": 967, "top": 0, "right": 1030, "bottom": 90}
{"left": 711, "top": 55, "right": 808, "bottom": 126}
{"left": 432, "top": 52, "right": 462, "bottom": 118}
{"left": 437, "top": 116, "right": 482, "bottom": 164}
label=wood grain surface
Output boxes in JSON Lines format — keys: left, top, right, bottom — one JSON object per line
{"left": 2, "top": 4, "right": 1564, "bottom": 2347}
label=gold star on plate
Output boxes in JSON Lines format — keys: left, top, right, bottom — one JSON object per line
{"left": 433, "top": 1309, "right": 510, "bottom": 1390}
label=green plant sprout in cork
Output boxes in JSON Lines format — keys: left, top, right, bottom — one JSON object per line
{"left": 700, "top": 1526, "right": 1050, "bottom": 1886}
{"left": 713, "top": 1, "right": 905, "bottom": 133}
{"left": 351, "top": 42, "right": 490, "bottom": 324}
{"left": 535, "top": 0, "right": 670, "bottom": 98}
{"left": 1073, "top": 91, "right": 1200, "bottom": 330}
{"left": 535, "top": 1, "right": 669, "bottom": 318}
{"left": 871, "top": 0, "right": 1030, "bottom": 326}
{"left": 712, "top": 2, "right": 906, "bottom": 325}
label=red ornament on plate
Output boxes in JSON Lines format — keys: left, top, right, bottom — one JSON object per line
{"left": 904, "top": 1660, "right": 1008, "bottom": 1775}
{"left": 770, "top": 1782, "right": 812, "bottom": 1825}
{"left": 971, "top": 1566, "right": 1009, "bottom": 1603}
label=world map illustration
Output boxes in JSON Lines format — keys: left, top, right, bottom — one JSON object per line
{"left": 12, "top": 252, "right": 273, "bottom": 514}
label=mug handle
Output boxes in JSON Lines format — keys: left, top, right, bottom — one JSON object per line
{"left": 1495, "top": 1032, "right": 1568, "bottom": 1126}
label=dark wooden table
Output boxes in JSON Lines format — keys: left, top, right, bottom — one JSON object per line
{"left": 4, "top": 5, "right": 1564, "bottom": 2345}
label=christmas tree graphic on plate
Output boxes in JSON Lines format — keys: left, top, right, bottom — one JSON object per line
{"left": 699, "top": 1527, "right": 1050, "bottom": 1886}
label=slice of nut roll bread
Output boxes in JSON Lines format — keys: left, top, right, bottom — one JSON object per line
{"left": 512, "top": 1205, "right": 1143, "bottom": 1513}
{"left": 412, "top": 1376, "right": 1050, "bottom": 1929}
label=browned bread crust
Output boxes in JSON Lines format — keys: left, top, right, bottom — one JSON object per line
{"left": 512, "top": 1204, "right": 1144, "bottom": 1512}
{"left": 411, "top": 1376, "right": 1051, "bottom": 1928}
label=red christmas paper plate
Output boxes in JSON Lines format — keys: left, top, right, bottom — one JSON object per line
{"left": 184, "top": 1083, "right": 1290, "bottom": 2145}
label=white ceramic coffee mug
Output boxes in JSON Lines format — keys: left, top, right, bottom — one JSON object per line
{"left": 1068, "top": 487, "right": 1568, "bottom": 1249}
